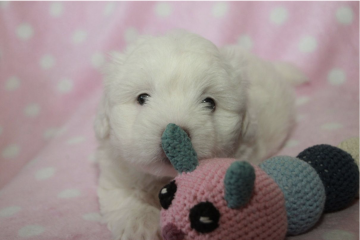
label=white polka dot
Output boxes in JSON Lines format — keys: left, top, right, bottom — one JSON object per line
{"left": 154, "top": 2, "right": 172, "bottom": 17}
{"left": 91, "top": 53, "right": 105, "bottom": 69}
{"left": 0, "top": 1, "right": 9, "bottom": 8}
{"left": 72, "top": 30, "right": 87, "bottom": 44}
{"left": 50, "top": 2, "right": 63, "bottom": 17}
{"left": 0, "top": 126, "right": 3, "bottom": 136}
{"left": 321, "top": 123, "right": 343, "bottom": 130}
{"left": 322, "top": 229, "right": 355, "bottom": 240}
{"left": 103, "top": 2, "right": 116, "bottom": 16}
{"left": 237, "top": 34, "right": 253, "bottom": 50}
{"left": 82, "top": 212, "right": 102, "bottom": 222}
{"left": 328, "top": 68, "right": 346, "bottom": 85}
{"left": 124, "top": 27, "right": 139, "bottom": 43}
{"left": 212, "top": 2, "right": 229, "bottom": 18}
{"left": 57, "top": 126, "right": 67, "bottom": 135}
{"left": 0, "top": 206, "right": 21, "bottom": 218}
{"left": 16, "top": 23, "right": 34, "bottom": 40}
{"left": 35, "top": 167, "right": 55, "bottom": 180}
{"left": 296, "top": 114, "right": 306, "bottom": 122}
{"left": 43, "top": 127, "right": 66, "bottom": 139}
{"left": 285, "top": 139, "right": 299, "bottom": 148}
{"left": 58, "top": 189, "right": 81, "bottom": 199}
{"left": 43, "top": 128, "right": 59, "bottom": 139}
{"left": 336, "top": 6, "right": 354, "bottom": 25}
{"left": 270, "top": 7, "right": 288, "bottom": 25}
{"left": 296, "top": 96, "right": 310, "bottom": 106}
{"left": 27, "top": 157, "right": 40, "bottom": 167}
{"left": 24, "top": 103, "right": 40, "bottom": 117}
{"left": 44, "top": 126, "right": 66, "bottom": 139}
{"left": 5, "top": 76, "right": 20, "bottom": 91}
{"left": 66, "top": 136, "right": 85, "bottom": 145}
{"left": 298, "top": 36, "right": 317, "bottom": 53}
{"left": 2, "top": 144, "right": 20, "bottom": 159}
{"left": 88, "top": 153, "right": 96, "bottom": 163}
{"left": 40, "top": 54, "right": 55, "bottom": 69}
{"left": 57, "top": 78, "right": 73, "bottom": 93}
{"left": 18, "top": 225, "right": 45, "bottom": 237}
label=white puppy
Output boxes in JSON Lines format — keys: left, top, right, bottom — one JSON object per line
{"left": 94, "top": 30, "right": 306, "bottom": 240}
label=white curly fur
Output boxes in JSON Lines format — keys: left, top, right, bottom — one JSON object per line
{"left": 94, "top": 30, "right": 307, "bottom": 240}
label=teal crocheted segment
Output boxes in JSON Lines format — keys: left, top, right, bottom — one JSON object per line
{"left": 260, "top": 156, "right": 325, "bottom": 236}
{"left": 224, "top": 161, "right": 255, "bottom": 209}
{"left": 161, "top": 123, "right": 198, "bottom": 173}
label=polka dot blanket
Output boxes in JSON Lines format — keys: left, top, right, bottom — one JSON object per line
{"left": 0, "top": 2, "right": 358, "bottom": 240}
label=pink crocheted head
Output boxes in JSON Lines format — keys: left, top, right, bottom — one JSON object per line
{"left": 159, "top": 158, "right": 288, "bottom": 240}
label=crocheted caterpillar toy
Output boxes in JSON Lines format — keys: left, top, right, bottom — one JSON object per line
{"left": 159, "top": 124, "right": 359, "bottom": 240}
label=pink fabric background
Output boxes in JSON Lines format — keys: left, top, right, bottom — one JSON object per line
{"left": 0, "top": 1, "right": 358, "bottom": 240}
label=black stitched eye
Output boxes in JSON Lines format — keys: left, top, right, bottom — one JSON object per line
{"left": 189, "top": 201, "right": 220, "bottom": 233}
{"left": 202, "top": 98, "right": 216, "bottom": 111}
{"left": 137, "top": 93, "right": 150, "bottom": 105}
{"left": 159, "top": 180, "right": 177, "bottom": 209}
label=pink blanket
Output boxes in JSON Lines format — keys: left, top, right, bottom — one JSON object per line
{"left": 0, "top": 2, "right": 358, "bottom": 240}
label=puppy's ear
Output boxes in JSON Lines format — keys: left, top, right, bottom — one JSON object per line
{"left": 94, "top": 96, "right": 110, "bottom": 140}
{"left": 101, "top": 52, "right": 125, "bottom": 78}
{"left": 94, "top": 52, "right": 124, "bottom": 140}
{"left": 94, "top": 41, "right": 144, "bottom": 140}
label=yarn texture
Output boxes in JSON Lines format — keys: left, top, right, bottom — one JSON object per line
{"left": 224, "top": 161, "right": 255, "bottom": 209}
{"left": 189, "top": 201, "right": 221, "bottom": 233}
{"left": 160, "top": 158, "right": 288, "bottom": 240}
{"left": 159, "top": 123, "right": 359, "bottom": 239}
{"left": 260, "top": 156, "right": 325, "bottom": 236}
{"left": 297, "top": 144, "right": 359, "bottom": 213}
{"left": 162, "top": 223, "right": 185, "bottom": 240}
{"left": 161, "top": 123, "right": 198, "bottom": 173}
{"left": 159, "top": 180, "right": 177, "bottom": 210}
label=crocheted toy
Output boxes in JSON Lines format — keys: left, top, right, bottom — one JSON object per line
{"left": 159, "top": 124, "right": 359, "bottom": 240}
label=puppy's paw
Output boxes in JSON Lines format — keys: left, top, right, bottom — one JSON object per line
{"left": 107, "top": 204, "right": 162, "bottom": 240}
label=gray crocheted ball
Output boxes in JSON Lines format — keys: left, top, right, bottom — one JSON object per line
{"left": 260, "top": 156, "right": 325, "bottom": 236}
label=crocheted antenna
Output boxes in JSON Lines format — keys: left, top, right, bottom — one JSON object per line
{"left": 161, "top": 123, "right": 198, "bottom": 173}
{"left": 224, "top": 161, "right": 255, "bottom": 209}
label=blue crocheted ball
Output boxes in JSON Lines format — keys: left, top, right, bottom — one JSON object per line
{"left": 297, "top": 144, "right": 359, "bottom": 213}
{"left": 260, "top": 156, "right": 325, "bottom": 236}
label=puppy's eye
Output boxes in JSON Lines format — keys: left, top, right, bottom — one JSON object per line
{"left": 189, "top": 201, "right": 220, "bottom": 233}
{"left": 159, "top": 180, "right": 177, "bottom": 209}
{"left": 202, "top": 98, "right": 216, "bottom": 111}
{"left": 137, "top": 93, "right": 150, "bottom": 105}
